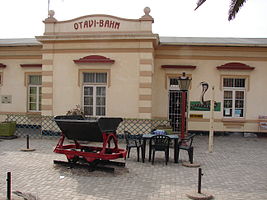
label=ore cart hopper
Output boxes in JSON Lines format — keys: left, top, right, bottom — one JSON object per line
{"left": 53, "top": 115, "right": 127, "bottom": 172}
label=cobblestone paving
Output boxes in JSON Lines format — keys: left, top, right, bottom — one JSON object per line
{"left": 0, "top": 135, "right": 267, "bottom": 200}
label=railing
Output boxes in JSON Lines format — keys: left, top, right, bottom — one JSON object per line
{"left": 0, "top": 114, "right": 171, "bottom": 139}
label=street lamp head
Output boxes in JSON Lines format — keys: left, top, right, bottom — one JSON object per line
{"left": 178, "top": 72, "right": 192, "bottom": 91}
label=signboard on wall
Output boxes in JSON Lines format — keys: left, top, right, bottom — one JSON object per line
{"left": 190, "top": 101, "right": 221, "bottom": 111}
{"left": 190, "top": 114, "right": 203, "bottom": 118}
{"left": 1, "top": 95, "right": 12, "bottom": 104}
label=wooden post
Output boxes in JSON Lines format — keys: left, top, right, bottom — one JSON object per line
{"left": 208, "top": 86, "right": 215, "bottom": 153}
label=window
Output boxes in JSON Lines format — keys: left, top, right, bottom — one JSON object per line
{"left": 28, "top": 75, "right": 42, "bottom": 112}
{"left": 223, "top": 77, "right": 245, "bottom": 118}
{"left": 83, "top": 72, "right": 107, "bottom": 116}
{"left": 83, "top": 72, "right": 107, "bottom": 84}
{"left": 168, "top": 77, "right": 188, "bottom": 132}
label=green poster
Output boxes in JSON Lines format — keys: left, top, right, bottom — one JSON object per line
{"left": 190, "top": 101, "right": 221, "bottom": 111}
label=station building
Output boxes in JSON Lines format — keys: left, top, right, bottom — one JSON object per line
{"left": 1, "top": 8, "right": 267, "bottom": 133}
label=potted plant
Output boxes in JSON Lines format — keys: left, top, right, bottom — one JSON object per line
{"left": 66, "top": 105, "right": 85, "bottom": 118}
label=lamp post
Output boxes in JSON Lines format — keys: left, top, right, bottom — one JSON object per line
{"left": 177, "top": 72, "right": 192, "bottom": 139}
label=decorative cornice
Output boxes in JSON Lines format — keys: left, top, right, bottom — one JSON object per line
{"left": 216, "top": 62, "right": 254, "bottom": 70}
{"left": 73, "top": 55, "right": 115, "bottom": 64}
{"left": 20, "top": 64, "right": 42, "bottom": 68}
{"left": 161, "top": 65, "right": 196, "bottom": 69}
{"left": 0, "top": 63, "right": 6, "bottom": 68}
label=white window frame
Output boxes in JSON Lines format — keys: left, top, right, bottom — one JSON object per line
{"left": 223, "top": 78, "right": 246, "bottom": 118}
{"left": 82, "top": 72, "right": 107, "bottom": 117}
{"left": 27, "top": 75, "right": 42, "bottom": 112}
{"left": 83, "top": 85, "right": 106, "bottom": 117}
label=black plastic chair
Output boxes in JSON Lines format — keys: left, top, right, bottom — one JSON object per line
{"left": 150, "top": 135, "right": 171, "bottom": 165}
{"left": 177, "top": 134, "right": 196, "bottom": 164}
{"left": 124, "top": 131, "right": 143, "bottom": 162}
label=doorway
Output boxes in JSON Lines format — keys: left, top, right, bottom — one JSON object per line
{"left": 168, "top": 78, "right": 188, "bottom": 132}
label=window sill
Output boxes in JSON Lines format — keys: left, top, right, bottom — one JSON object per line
{"left": 222, "top": 118, "right": 245, "bottom": 128}
{"left": 222, "top": 118, "right": 245, "bottom": 123}
{"left": 26, "top": 112, "right": 41, "bottom": 115}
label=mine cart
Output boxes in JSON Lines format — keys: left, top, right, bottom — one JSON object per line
{"left": 53, "top": 115, "right": 127, "bottom": 172}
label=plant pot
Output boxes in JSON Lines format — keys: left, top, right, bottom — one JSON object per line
{"left": 0, "top": 121, "right": 16, "bottom": 136}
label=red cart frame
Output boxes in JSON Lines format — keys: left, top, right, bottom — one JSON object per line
{"left": 53, "top": 116, "right": 127, "bottom": 172}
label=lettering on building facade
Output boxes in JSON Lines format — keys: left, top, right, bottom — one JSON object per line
{"left": 74, "top": 19, "right": 120, "bottom": 30}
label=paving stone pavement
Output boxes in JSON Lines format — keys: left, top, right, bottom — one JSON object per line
{"left": 0, "top": 135, "right": 267, "bottom": 200}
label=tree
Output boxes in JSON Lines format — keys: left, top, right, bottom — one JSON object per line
{"left": 195, "top": 0, "right": 247, "bottom": 21}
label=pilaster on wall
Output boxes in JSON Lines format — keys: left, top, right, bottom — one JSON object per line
{"left": 139, "top": 54, "right": 154, "bottom": 119}
{"left": 41, "top": 57, "right": 53, "bottom": 116}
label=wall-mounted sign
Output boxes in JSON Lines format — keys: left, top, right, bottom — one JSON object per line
{"left": 1, "top": 95, "right": 12, "bottom": 104}
{"left": 190, "top": 101, "right": 221, "bottom": 111}
{"left": 190, "top": 114, "right": 203, "bottom": 118}
{"left": 74, "top": 19, "right": 120, "bottom": 30}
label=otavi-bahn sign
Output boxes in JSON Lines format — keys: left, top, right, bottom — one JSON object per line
{"left": 74, "top": 19, "right": 120, "bottom": 30}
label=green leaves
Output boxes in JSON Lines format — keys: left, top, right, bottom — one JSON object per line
{"left": 194, "top": 0, "right": 247, "bottom": 21}
{"left": 194, "top": 0, "right": 206, "bottom": 10}
{"left": 228, "top": 0, "right": 247, "bottom": 21}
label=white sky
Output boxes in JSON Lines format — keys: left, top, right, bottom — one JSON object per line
{"left": 1, "top": 0, "right": 267, "bottom": 39}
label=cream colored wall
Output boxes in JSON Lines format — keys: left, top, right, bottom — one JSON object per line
{"left": 151, "top": 60, "right": 168, "bottom": 118}
{"left": 39, "top": 9, "right": 155, "bottom": 117}
{"left": 50, "top": 39, "right": 144, "bottom": 118}
{"left": 0, "top": 46, "right": 42, "bottom": 114}
{"left": 1, "top": 16, "right": 267, "bottom": 133}
{"left": 1, "top": 42, "right": 267, "bottom": 133}
{"left": 52, "top": 52, "right": 141, "bottom": 118}
{"left": 0, "top": 60, "right": 26, "bottom": 112}
{"left": 154, "top": 45, "right": 267, "bottom": 132}
{"left": 106, "top": 53, "right": 140, "bottom": 118}
{"left": 52, "top": 54, "right": 80, "bottom": 115}
{"left": 245, "top": 61, "right": 267, "bottom": 118}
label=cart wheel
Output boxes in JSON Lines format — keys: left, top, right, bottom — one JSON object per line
{"left": 68, "top": 156, "right": 79, "bottom": 163}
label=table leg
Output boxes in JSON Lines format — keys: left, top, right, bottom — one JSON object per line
{"left": 174, "top": 138, "right": 178, "bottom": 163}
{"left": 142, "top": 139, "right": 146, "bottom": 163}
{"left": 148, "top": 139, "right": 152, "bottom": 162}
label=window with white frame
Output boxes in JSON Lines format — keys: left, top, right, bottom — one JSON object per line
{"left": 168, "top": 77, "right": 183, "bottom": 132}
{"left": 28, "top": 75, "right": 42, "bottom": 112}
{"left": 223, "top": 77, "right": 246, "bottom": 118}
{"left": 83, "top": 72, "right": 107, "bottom": 116}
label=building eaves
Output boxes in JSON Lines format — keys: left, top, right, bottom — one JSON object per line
{"left": 0, "top": 38, "right": 41, "bottom": 47}
{"left": 159, "top": 37, "right": 267, "bottom": 47}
